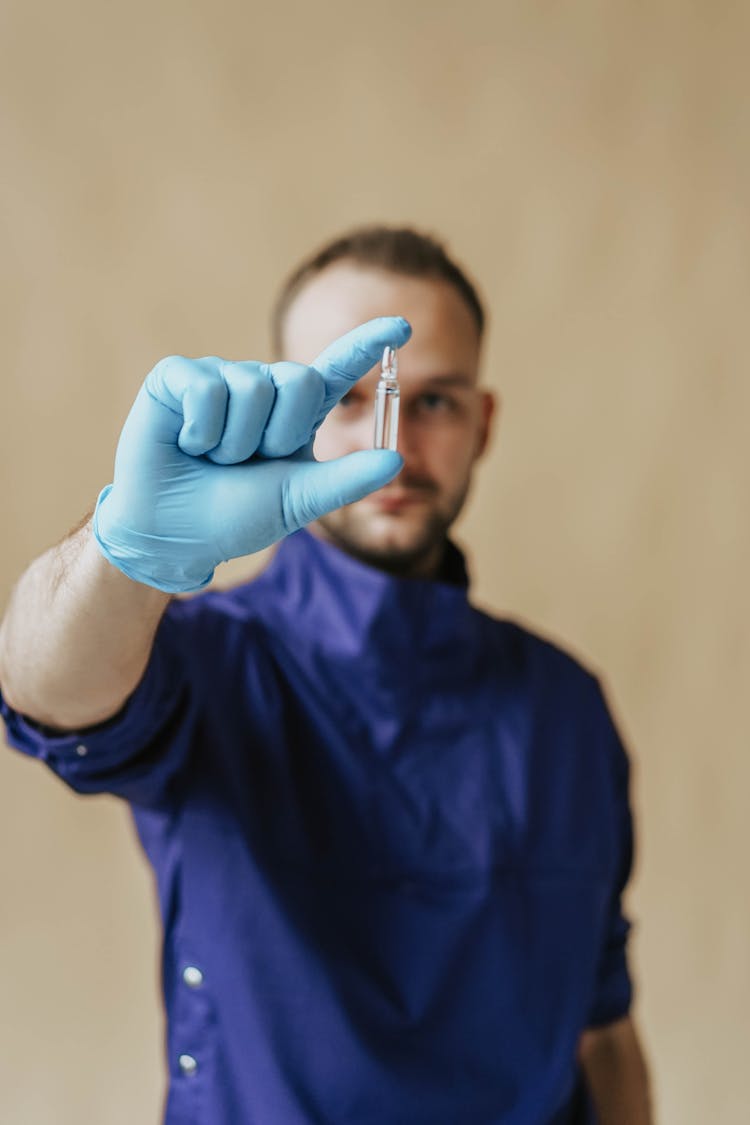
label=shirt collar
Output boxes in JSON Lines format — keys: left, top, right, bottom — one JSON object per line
{"left": 256, "top": 529, "right": 479, "bottom": 665}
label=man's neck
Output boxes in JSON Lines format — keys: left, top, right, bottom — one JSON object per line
{"left": 307, "top": 525, "right": 447, "bottom": 582}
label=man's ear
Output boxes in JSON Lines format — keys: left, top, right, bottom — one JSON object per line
{"left": 475, "top": 390, "right": 499, "bottom": 459}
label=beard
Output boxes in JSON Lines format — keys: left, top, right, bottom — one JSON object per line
{"left": 313, "top": 472, "right": 473, "bottom": 578}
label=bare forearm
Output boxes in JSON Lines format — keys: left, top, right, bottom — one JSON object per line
{"left": 579, "top": 1016, "right": 653, "bottom": 1125}
{"left": 0, "top": 518, "right": 171, "bottom": 730}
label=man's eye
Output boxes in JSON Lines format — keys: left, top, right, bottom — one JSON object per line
{"left": 417, "top": 393, "right": 452, "bottom": 412}
{"left": 336, "top": 392, "right": 367, "bottom": 413}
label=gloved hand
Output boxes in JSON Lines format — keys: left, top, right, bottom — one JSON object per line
{"left": 93, "top": 317, "right": 411, "bottom": 592}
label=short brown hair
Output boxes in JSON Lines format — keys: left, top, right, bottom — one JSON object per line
{"left": 271, "top": 224, "right": 486, "bottom": 355}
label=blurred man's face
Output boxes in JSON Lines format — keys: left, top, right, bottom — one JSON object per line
{"left": 281, "top": 263, "right": 496, "bottom": 577}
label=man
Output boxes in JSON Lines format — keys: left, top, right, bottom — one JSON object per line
{"left": 0, "top": 227, "right": 651, "bottom": 1123}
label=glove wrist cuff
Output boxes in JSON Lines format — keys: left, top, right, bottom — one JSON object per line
{"left": 92, "top": 485, "right": 215, "bottom": 594}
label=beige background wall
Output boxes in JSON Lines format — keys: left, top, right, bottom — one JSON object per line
{"left": 1, "top": 1, "right": 747, "bottom": 1122}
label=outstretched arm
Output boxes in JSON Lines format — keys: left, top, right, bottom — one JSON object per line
{"left": 0, "top": 519, "right": 170, "bottom": 730}
{"left": 0, "top": 317, "right": 411, "bottom": 731}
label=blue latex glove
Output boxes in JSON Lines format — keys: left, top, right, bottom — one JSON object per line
{"left": 93, "top": 317, "right": 411, "bottom": 592}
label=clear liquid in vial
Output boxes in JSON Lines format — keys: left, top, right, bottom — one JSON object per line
{"left": 374, "top": 346, "right": 400, "bottom": 450}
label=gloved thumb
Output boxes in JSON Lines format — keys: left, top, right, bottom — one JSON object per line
{"left": 282, "top": 450, "right": 403, "bottom": 530}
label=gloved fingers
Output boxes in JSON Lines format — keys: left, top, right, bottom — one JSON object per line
{"left": 311, "top": 317, "right": 411, "bottom": 424}
{"left": 257, "top": 362, "right": 326, "bottom": 458}
{"left": 149, "top": 356, "right": 279, "bottom": 462}
{"left": 148, "top": 356, "right": 230, "bottom": 457}
{"left": 205, "top": 361, "right": 276, "bottom": 464}
{"left": 281, "top": 449, "right": 403, "bottom": 530}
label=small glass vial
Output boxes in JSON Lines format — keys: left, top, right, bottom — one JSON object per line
{"left": 373, "top": 345, "right": 400, "bottom": 450}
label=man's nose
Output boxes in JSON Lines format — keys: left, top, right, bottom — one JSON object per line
{"left": 392, "top": 409, "right": 424, "bottom": 461}
{"left": 350, "top": 411, "right": 377, "bottom": 452}
{"left": 337, "top": 402, "right": 425, "bottom": 469}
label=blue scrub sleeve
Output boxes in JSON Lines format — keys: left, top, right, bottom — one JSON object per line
{"left": 585, "top": 683, "right": 635, "bottom": 1027}
{"left": 0, "top": 613, "right": 194, "bottom": 809}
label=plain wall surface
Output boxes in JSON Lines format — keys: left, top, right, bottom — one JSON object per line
{"left": 1, "top": 2, "right": 748, "bottom": 1122}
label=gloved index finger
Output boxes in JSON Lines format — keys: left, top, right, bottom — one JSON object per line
{"left": 311, "top": 317, "right": 411, "bottom": 423}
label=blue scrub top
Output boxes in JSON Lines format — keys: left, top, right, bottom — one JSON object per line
{"left": 1, "top": 530, "right": 634, "bottom": 1124}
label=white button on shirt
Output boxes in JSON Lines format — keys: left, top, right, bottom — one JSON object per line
{"left": 183, "top": 965, "right": 204, "bottom": 988}
{"left": 179, "top": 1053, "right": 198, "bottom": 1077}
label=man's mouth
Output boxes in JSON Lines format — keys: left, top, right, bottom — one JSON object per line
{"left": 371, "top": 484, "right": 435, "bottom": 511}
